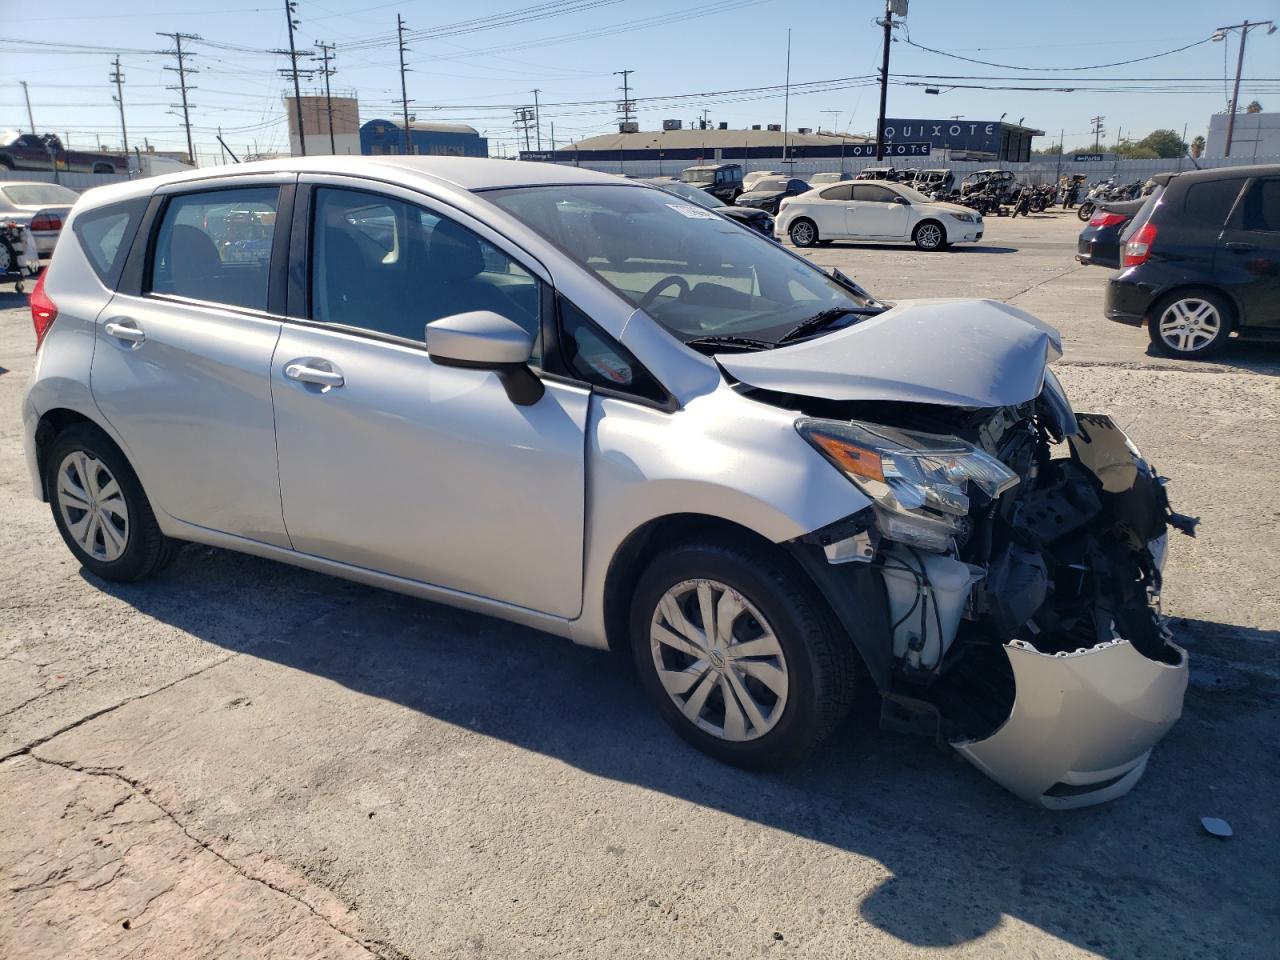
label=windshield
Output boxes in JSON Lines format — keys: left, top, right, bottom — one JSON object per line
{"left": 751, "top": 178, "right": 788, "bottom": 193}
{"left": 487, "top": 183, "right": 875, "bottom": 346}
{"left": 647, "top": 179, "right": 724, "bottom": 209}
{"left": 681, "top": 168, "right": 714, "bottom": 184}
{"left": 2, "top": 184, "right": 79, "bottom": 206}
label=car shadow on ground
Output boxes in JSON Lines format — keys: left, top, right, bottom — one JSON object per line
{"left": 1144, "top": 338, "right": 1280, "bottom": 376}
{"left": 822, "top": 242, "right": 1019, "bottom": 254}
{"left": 0, "top": 288, "right": 29, "bottom": 309}
{"left": 82, "top": 546, "right": 1278, "bottom": 957}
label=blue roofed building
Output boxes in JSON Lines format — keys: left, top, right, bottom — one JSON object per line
{"left": 360, "top": 119, "right": 489, "bottom": 158}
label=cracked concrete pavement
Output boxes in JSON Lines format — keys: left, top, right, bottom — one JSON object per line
{"left": 1, "top": 210, "right": 1277, "bottom": 959}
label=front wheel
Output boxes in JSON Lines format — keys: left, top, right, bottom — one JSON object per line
{"left": 913, "top": 220, "right": 946, "bottom": 251}
{"left": 1147, "top": 289, "right": 1232, "bottom": 359}
{"left": 1077, "top": 202, "right": 1095, "bottom": 222}
{"left": 630, "top": 541, "right": 856, "bottom": 769}
{"left": 788, "top": 218, "right": 819, "bottom": 247}
{"left": 45, "top": 424, "right": 175, "bottom": 582}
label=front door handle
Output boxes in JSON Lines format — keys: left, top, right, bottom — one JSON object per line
{"left": 1225, "top": 241, "right": 1257, "bottom": 253}
{"left": 104, "top": 319, "right": 145, "bottom": 344}
{"left": 284, "top": 361, "right": 345, "bottom": 388}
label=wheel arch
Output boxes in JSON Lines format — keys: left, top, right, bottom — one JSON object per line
{"left": 913, "top": 217, "right": 947, "bottom": 244}
{"left": 34, "top": 408, "right": 117, "bottom": 501}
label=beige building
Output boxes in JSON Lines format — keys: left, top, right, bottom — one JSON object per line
{"left": 284, "top": 94, "right": 361, "bottom": 157}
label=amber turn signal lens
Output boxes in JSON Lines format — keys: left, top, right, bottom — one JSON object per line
{"left": 810, "top": 433, "right": 885, "bottom": 482}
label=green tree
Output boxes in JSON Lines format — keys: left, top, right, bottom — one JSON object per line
{"left": 1245, "top": 100, "right": 1263, "bottom": 113}
{"left": 1127, "top": 129, "right": 1187, "bottom": 159}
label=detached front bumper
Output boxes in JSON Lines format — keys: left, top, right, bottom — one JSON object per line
{"left": 954, "top": 637, "right": 1188, "bottom": 809}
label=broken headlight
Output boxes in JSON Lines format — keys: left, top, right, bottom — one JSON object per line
{"left": 797, "top": 418, "right": 1020, "bottom": 552}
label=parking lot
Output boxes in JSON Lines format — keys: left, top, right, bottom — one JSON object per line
{"left": 2, "top": 208, "right": 1277, "bottom": 959}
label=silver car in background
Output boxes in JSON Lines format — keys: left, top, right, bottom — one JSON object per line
{"left": 0, "top": 181, "right": 79, "bottom": 257}
{"left": 22, "top": 157, "right": 1195, "bottom": 808}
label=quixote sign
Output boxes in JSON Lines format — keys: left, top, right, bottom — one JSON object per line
{"left": 884, "top": 118, "right": 1002, "bottom": 155}
{"left": 845, "top": 142, "right": 931, "bottom": 157}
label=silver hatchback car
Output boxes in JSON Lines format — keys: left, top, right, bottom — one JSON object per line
{"left": 23, "top": 157, "right": 1195, "bottom": 807}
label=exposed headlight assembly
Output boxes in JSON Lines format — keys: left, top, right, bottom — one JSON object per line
{"left": 797, "top": 418, "right": 1020, "bottom": 552}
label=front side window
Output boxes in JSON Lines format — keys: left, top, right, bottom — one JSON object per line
{"left": 559, "top": 298, "right": 664, "bottom": 402}
{"left": 150, "top": 187, "right": 278, "bottom": 310}
{"left": 1241, "top": 178, "right": 1280, "bottom": 232}
{"left": 310, "top": 187, "right": 541, "bottom": 359}
{"left": 487, "top": 183, "right": 875, "bottom": 348}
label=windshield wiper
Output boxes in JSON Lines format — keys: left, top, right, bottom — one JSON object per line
{"left": 683, "top": 334, "right": 777, "bottom": 353}
{"left": 776, "top": 308, "right": 865, "bottom": 345}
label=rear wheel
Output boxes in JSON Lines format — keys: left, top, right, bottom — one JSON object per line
{"left": 1147, "top": 289, "right": 1232, "bottom": 359}
{"left": 1077, "top": 202, "right": 1095, "bottom": 222}
{"left": 913, "top": 220, "right": 946, "bottom": 251}
{"left": 45, "top": 424, "right": 175, "bottom": 582}
{"left": 789, "top": 218, "right": 819, "bottom": 247}
{"left": 630, "top": 540, "right": 856, "bottom": 769}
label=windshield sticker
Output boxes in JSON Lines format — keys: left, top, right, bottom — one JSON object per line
{"left": 666, "top": 202, "right": 720, "bottom": 220}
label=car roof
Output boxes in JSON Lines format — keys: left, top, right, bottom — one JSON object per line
{"left": 1166, "top": 163, "right": 1280, "bottom": 189}
{"left": 69, "top": 156, "right": 631, "bottom": 210}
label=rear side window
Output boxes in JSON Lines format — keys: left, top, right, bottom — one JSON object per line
{"left": 150, "top": 187, "right": 279, "bottom": 310}
{"left": 73, "top": 197, "right": 146, "bottom": 289}
{"left": 1183, "top": 178, "right": 1244, "bottom": 227}
{"left": 820, "top": 185, "right": 853, "bottom": 201}
{"left": 1241, "top": 178, "right": 1280, "bottom": 232}
{"left": 853, "top": 185, "right": 896, "bottom": 203}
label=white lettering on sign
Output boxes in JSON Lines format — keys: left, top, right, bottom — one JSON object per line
{"left": 949, "top": 125, "right": 961, "bottom": 137}
{"left": 985, "top": 124, "right": 994, "bottom": 135}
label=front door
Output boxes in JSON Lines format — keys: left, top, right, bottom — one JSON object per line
{"left": 271, "top": 180, "right": 590, "bottom": 618}
{"left": 90, "top": 181, "right": 291, "bottom": 546}
{"left": 847, "top": 184, "right": 910, "bottom": 238}
{"left": 1216, "top": 175, "right": 1280, "bottom": 330}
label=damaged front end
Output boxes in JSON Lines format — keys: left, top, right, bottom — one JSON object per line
{"left": 784, "top": 378, "right": 1197, "bottom": 808}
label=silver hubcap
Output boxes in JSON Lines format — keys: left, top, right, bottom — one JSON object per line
{"left": 649, "top": 578, "right": 789, "bottom": 742}
{"left": 918, "top": 224, "right": 942, "bottom": 248}
{"left": 1158, "top": 299, "right": 1222, "bottom": 353}
{"left": 56, "top": 451, "right": 129, "bottom": 562}
{"left": 792, "top": 222, "right": 814, "bottom": 245}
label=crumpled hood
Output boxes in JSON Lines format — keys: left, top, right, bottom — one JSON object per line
{"left": 718, "top": 298, "right": 1063, "bottom": 408}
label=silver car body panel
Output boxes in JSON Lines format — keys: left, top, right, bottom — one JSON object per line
{"left": 954, "top": 638, "right": 1188, "bottom": 810}
{"left": 718, "top": 298, "right": 1063, "bottom": 408}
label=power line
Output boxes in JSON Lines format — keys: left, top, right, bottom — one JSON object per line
{"left": 902, "top": 34, "right": 1213, "bottom": 71}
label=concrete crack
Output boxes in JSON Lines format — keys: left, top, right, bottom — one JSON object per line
{"left": 1005, "top": 262, "right": 1085, "bottom": 302}
{"left": 25, "top": 753, "right": 412, "bottom": 960}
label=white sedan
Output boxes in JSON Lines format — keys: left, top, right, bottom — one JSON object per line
{"left": 776, "top": 180, "right": 983, "bottom": 251}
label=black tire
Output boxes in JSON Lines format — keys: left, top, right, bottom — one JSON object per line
{"left": 1146, "top": 288, "right": 1234, "bottom": 359}
{"left": 0, "top": 156, "right": 14, "bottom": 171}
{"left": 912, "top": 219, "right": 946, "bottom": 251}
{"left": 1029, "top": 197, "right": 1045, "bottom": 213}
{"left": 44, "top": 423, "right": 175, "bottom": 582}
{"left": 789, "top": 218, "right": 819, "bottom": 247}
{"left": 1077, "top": 202, "right": 1095, "bottom": 222}
{"left": 630, "top": 540, "right": 857, "bottom": 770}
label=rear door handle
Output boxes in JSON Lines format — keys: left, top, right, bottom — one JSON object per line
{"left": 103, "top": 319, "right": 145, "bottom": 344}
{"left": 1225, "top": 241, "right": 1257, "bottom": 252}
{"left": 284, "top": 361, "right": 345, "bottom": 388}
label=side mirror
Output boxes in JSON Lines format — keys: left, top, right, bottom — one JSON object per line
{"left": 426, "top": 310, "right": 544, "bottom": 406}
{"left": 893, "top": 196, "right": 910, "bottom": 205}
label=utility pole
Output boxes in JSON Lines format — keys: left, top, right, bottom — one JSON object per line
{"left": 19, "top": 81, "right": 35, "bottom": 134}
{"left": 157, "top": 32, "right": 199, "bottom": 166}
{"left": 314, "top": 41, "right": 337, "bottom": 154}
{"left": 1215, "top": 19, "right": 1275, "bottom": 157}
{"left": 217, "top": 126, "right": 227, "bottom": 163}
{"left": 875, "top": 1, "right": 907, "bottom": 161}
{"left": 550, "top": 120, "right": 555, "bottom": 154}
{"left": 782, "top": 28, "right": 791, "bottom": 164}
{"left": 513, "top": 107, "right": 535, "bottom": 152}
{"left": 614, "top": 69, "right": 634, "bottom": 131}
{"left": 110, "top": 56, "right": 130, "bottom": 160}
{"left": 396, "top": 13, "right": 413, "bottom": 155}
{"left": 531, "top": 88, "right": 542, "bottom": 151}
{"left": 1089, "top": 115, "right": 1105, "bottom": 152}
{"left": 274, "top": 0, "right": 312, "bottom": 156}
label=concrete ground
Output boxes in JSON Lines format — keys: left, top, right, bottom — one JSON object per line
{"left": 1, "top": 209, "right": 1277, "bottom": 960}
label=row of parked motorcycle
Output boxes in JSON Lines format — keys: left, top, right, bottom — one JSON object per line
{"left": 854, "top": 166, "right": 1154, "bottom": 220}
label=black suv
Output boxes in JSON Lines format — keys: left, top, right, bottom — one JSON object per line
{"left": 680, "top": 163, "right": 744, "bottom": 203}
{"left": 1105, "top": 164, "right": 1280, "bottom": 358}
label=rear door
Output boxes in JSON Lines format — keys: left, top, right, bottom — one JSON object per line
{"left": 847, "top": 183, "right": 909, "bottom": 238}
{"left": 270, "top": 177, "right": 590, "bottom": 618}
{"left": 91, "top": 175, "right": 293, "bottom": 546}
{"left": 1216, "top": 175, "right": 1280, "bottom": 330}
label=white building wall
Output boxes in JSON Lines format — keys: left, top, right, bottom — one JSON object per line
{"left": 1206, "top": 112, "right": 1280, "bottom": 159}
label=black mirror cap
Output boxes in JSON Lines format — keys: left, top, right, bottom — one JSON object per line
{"left": 432, "top": 353, "right": 545, "bottom": 406}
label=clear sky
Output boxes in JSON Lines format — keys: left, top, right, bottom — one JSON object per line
{"left": 2, "top": 0, "right": 1277, "bottom": 163}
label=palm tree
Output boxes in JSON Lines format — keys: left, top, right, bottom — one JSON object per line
{"left": 1190, "top": 135, "right": 1205, "bottom": 158}
{"left": 1245, "top": 100, "right": 1263, "bottom": 114}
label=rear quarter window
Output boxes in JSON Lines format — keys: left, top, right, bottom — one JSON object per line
{"left": 1182, "top": 178, "right": 1245, "bottom": 227}
{"left": 72, "top": 197, "right": 147, "bottom": 289}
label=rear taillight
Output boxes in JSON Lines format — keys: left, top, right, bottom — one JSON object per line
{"left": 1090, "top": 212, "right": 1127, "bottom": 228}
{"left": 1122, "top": 222, "right": 1157, "bottom": 267}
{"left": 29, "top": 214, "right": 62, "bottom": 232}
{"left": 30, "top": 271, "right": 57, "bottom": 351}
